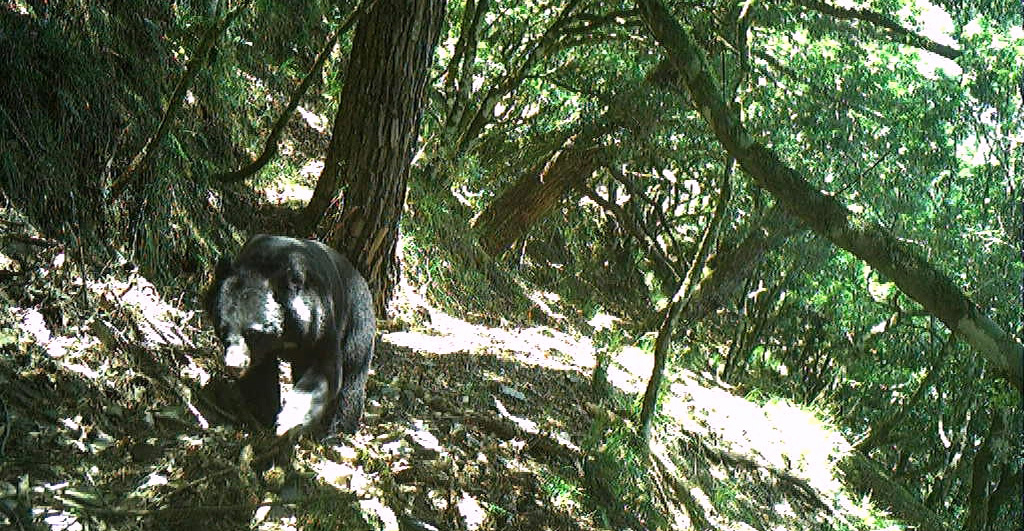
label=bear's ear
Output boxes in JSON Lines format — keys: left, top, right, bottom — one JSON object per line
{"left": 213, "top": 257, "right": 234, "bottom": 281}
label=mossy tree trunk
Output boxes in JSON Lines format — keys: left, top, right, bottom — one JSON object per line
{"left": 636, "top": 0, "right": 1024, "bottom": 391}
{"left": 302, "top": 0, "right": 445, "bottom": 313}
{"left": 474, "top": 138, "right": 605, "bottom": 256}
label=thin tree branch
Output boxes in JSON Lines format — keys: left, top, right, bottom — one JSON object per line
{"left": 640, "top": 162, "right": 731, "bottom": 442}
{"left": 111, "top": 1, "right": 251, "bottom": 196}
{"left": 792, "top": 0, "right": 962, "bottom": 60}
{"left": 214, "top": 0, "right": 375, "bottom": 183}
{"left": 605, "top": 164, "right": 684, "bottom": 256}
{"left": 584, "top": 185, "right": 681, "bottom": 282}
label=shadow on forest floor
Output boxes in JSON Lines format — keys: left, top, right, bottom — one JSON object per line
{"left": 0, "top": 203, "right": 892, "bottom": 531}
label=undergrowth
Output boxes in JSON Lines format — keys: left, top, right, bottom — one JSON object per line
{"left": 0, "top": 1, "right": 337, "bottom": 293}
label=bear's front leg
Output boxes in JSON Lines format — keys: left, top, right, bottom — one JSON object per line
{"left": 275, "top": 364, "right": 332, "bottom": 437}
{"left": 238, "top": 359, "right": 281, "bottom": 428}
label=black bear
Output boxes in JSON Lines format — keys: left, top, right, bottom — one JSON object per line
{"left": 206, "top": 234, "right": 375, "bottom": 436}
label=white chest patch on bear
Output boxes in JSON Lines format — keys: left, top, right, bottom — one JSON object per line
{"left": 289, "top": 294, "right": 313, "bottom": 329}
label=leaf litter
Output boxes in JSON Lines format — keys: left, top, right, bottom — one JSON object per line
{"left": 1, "top": 206, "right": 894, "bottom": 531}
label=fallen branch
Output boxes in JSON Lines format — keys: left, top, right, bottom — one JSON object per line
{"left": 464, "top": 396, "right": 581, "bottom": 464}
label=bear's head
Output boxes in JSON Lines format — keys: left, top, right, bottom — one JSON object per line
{"left": 207, "top": 261, "right": 287, "bottom": 375}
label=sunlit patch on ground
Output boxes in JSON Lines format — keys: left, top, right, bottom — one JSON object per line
{"left": 606, "top": 345, "right": 654, "bottom": 393}
{"left": 383, "top": 280, "right": 596, "bottom": 373}
{"left": 263, "top": 182, "right": 315, "bottom": 206}
{"left": 296, "top": 106, "right": 327, "bottom": 134}
{"left": 656, "top": 369, "right": 880, "bottom": 527}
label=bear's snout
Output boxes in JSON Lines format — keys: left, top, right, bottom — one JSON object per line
{"left": 223, "top": 343, "right": 250, "bottom": 376}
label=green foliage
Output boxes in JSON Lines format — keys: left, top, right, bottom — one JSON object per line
{"left": 2, "top": 0, "right": 1020, "bottom": 528}
{"left": 582, "top": 420, "right": 666, "bottom": 528}
{"left": 403, "top": 177, "right": 535, "bottom": 322}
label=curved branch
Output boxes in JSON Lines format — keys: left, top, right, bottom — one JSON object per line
{"left": 792, "top": 0, "right": 962, "bottom": 60}
{"left": 111, "top": 1, "right": 251, "bottom": 196}
{"left": 214, "top": 0, "right": 374, "bottom": 183}
{"left": 606, "top": 164, "right": 683, "bottom": 255}
{"left": 584, "top": 186, "right": 681, "bottom": 282}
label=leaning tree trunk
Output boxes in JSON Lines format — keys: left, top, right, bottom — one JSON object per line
{"left": 474, "top": 138, "right": 604, "bottom": 256}
{"left": 639, "top": 166, "right": 730, "bottom": 442}
{"left": 636, "top": 0, "right": 1024, "bottom": 391}
{"left": 838, "top": 451, "right": 948, "bottom": 531}
{"left": 472, "top": 60, "right": 683, "bottom": 258}
{"left": 302, "top": 0, "right": 445, "bottom": 313}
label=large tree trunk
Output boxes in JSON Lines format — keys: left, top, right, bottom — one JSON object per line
{"left": 302, "top": 0, "right": 445, "bottom": 313}
{"left": 985, "top": 466, "right": 1022, "bottom": 527}
{"left": 474, "top": 138, "right": 604, "bottom": 256}
{"left": 636, "top": 0, "right": 1024, "bottom": 391}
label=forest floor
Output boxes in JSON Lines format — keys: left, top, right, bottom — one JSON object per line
{"left": 0, "top": 202, "right": 898, "bottom": 531}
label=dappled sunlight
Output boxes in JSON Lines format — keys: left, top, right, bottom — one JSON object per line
{"left": 383, "top": 281, "right": 596, "bottom": 372}
{"left": 12, "top": 305, "right": 100, "bottom": 362}
{"left": 263, "top": 181, "right": 315, "bottom": 206}
{"left": 88, "top": 272, "right": 196, "bottom": 349}
{"left": 295, "top": 106, "right": 327, "bottom": 133}
{"left": 650, "top": 369, "right": 878, "bottom": 527}
{"left": 664, "top": 370, "right": 848, "bottom": 480}
{"left": 606, "top": 345, "right": 654, "bottom": 393}
{"left": 1, "top": 237, "right": 910, "bottom": 531}
{"left": 525, "top": 289, "right": 567, "bottom": 321}
{"left": 0, "top": 199, "right": 928, "bottom": 531}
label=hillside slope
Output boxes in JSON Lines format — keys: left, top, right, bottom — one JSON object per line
{"left": 1, "top": 207, "right": 898, "bottom": 531}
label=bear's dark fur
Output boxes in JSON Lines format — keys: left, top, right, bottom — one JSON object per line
{"left": 206, "top": 234, "right": 375, "bottom": 436}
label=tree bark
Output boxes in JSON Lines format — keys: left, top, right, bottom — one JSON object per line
{"left": 303, "top": 0, "right": 445, "bottom": 313}
{"left": 961, "top": 413, "right": 1003, "bottom": 531}
{"left": 636, "top": 0, "right": 1024, "bottom": 391}
{"left": 985, "top": 465, "right": 1021, "bottom": 527}
{"left": 474, "top": 138, "right": 605, "bottom": 256}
